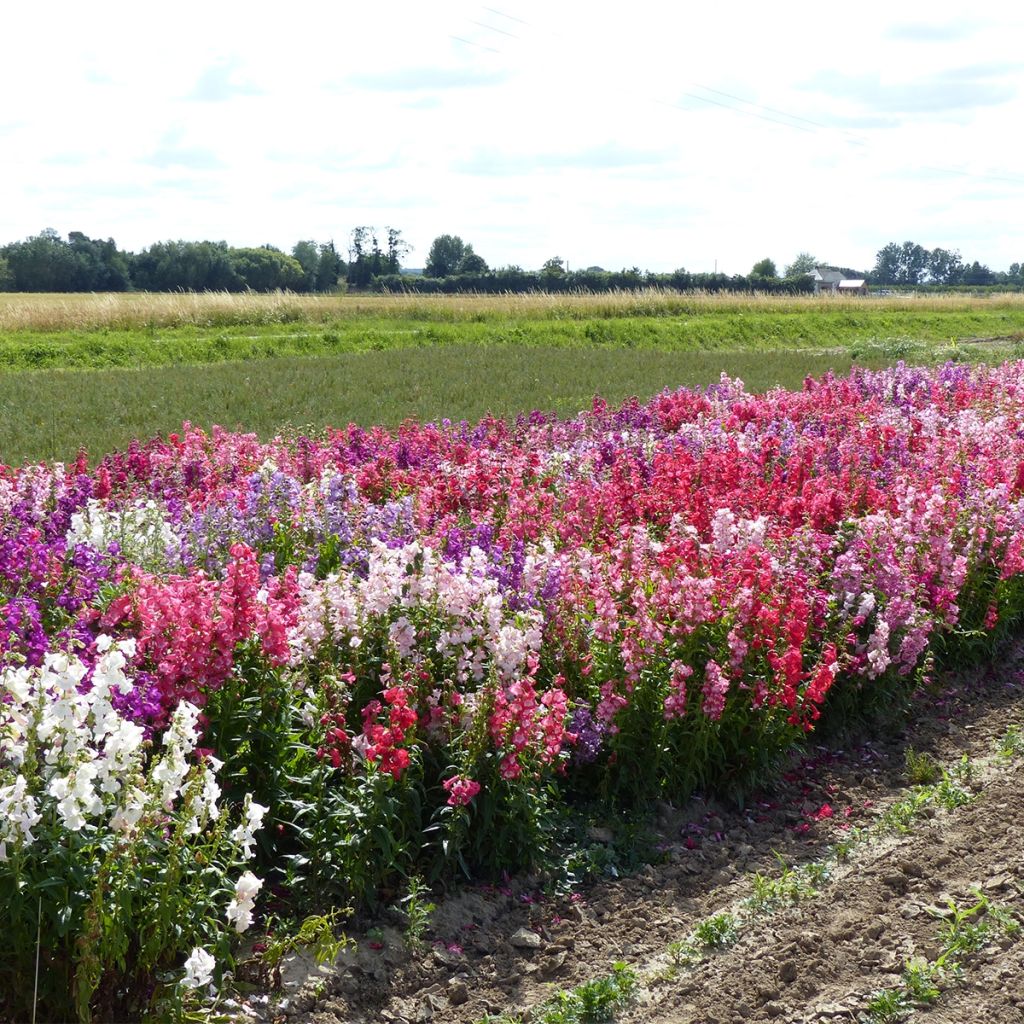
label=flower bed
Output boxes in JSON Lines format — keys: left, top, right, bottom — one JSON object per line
{"left": 4, "top": 362, "right": 1024, "bottom": 1019}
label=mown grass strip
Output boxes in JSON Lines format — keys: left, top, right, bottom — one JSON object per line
{"left": 1, "top": 308, "right": 1023, "bottom": 372}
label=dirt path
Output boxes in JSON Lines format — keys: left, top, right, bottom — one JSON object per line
{"left": 269, "top": 644, "right": 1024, "bottom": 1024}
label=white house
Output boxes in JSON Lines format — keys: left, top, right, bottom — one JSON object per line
{"left": 810, "top": 267, "right": 846, "bottom": 294}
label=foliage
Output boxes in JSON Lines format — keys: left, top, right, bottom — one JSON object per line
{"left": 424, "top": 234, "right": 472, "bottom": 278}
{"left": 399, "top": 875, "right": 437, "bottom": 948}
{"left": 229, "top": 247, "right": 304, "bottom": 292}
{"left": 865, "top": 893, "right": 1021, "bottom": 1022}
{"left": 530, "top": 963, "right": 637, "bottom": 1024}
{"left": 783, "top": 252, "right": 818, "bottom": 278}
{"left": 750, "top": 257, "right": 777, "bottom": 279}
{"left": 904, "top": 747, "right": 940, "bottom": 785}
{"left": 0, "top": 647, "right": 266, "bottom": 1021}
{"left": 1, "top": 229, "right": 131, "bottom": 292}
{"left": 5, "top": 362, "right": 1024, "bottom": 1010}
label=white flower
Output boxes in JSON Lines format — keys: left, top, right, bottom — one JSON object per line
{"left": 225, "top": 870, "right": 263, "bottom": 933}
{"left": 181, "top": 947, "right": 216, "bottom": 989}
{"left": 229, "top": 796, "right": 268, "bottom": 858}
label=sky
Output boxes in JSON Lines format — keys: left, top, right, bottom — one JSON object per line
{"left": 2, "top": 0, "right": 1023, "bottom": 275}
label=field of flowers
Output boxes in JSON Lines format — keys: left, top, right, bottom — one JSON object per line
{"left": 4, "top": 361, "right": 1024, "bottom": 1020}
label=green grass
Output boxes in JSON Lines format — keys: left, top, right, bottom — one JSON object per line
{"left": 3, "top": 291, "right": 1024, "bottom": 464}
{"left": 1, "top": 306, "right": 1023, "bottom": 372}
{"left": 0, "top": 344, "right": 891, "bottom": 465}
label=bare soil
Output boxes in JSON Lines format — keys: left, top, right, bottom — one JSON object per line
{"left": 270, "top": 643, "right": 1024, "bottom": 1024}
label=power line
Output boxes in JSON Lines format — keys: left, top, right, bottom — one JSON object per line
{"left": 450, "top": 34, "right": 501, "bottom": 54}
{"left": 482, "top": 5, "right": 530, "bottom": 24}
{"left": 469, "top": 19, "right": 520, "bottom": 39}
{"left": 456, "top": 3, "right": 1024, "bottom": 189}
{"left": 657, "top": 94, "right": 817, "bottom": 135}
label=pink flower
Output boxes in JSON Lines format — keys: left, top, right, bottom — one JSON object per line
{"left": 701, "top": 659, "right": 729, "bottom": 721}
{"left": 442, "top": 775, "right": 481, "bottom": 807}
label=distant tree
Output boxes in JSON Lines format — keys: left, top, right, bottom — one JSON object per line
{"left": 424, "top": 234, "right": 468, "bottom": 278}
{"left": 871, "top": 243, "right": 901, "bottom": 285}
{"left": 783, "top": 252, "right": 817, "bottom": 278}
{"left": 608, "top": 266, "right": 644, "bottom": 289}
{"left": 541, "top": 256, "right": 566, "bottom": 278}
{"left": 927, "top": 247, "right": 964, "bottom": 285}
{"left": 131, "top": 240, "right": 242, "bottom": 291}
{"left": 291, "top": 239, "right": 346, "bottom": 291}
{"left": 873, "top": 241, "right": 928, "bottom": 285}
{"left": 750, "top": 257, "right": 778, "bottom": 279}
{"left": 66, "top": 231, "right": 131, "bottom": 290}
{"left": 230, "top": 247, "right": 304, "bottom": 291}
{"left": 315, "top": 241, "right": 345, "bottom": 291}
{"left": 347, "top": 227, "right": 375, "bottom": 288}
{"left": 0, "top": 229, "right": 126, "bottom": 291}
{"left": 0, "top": 255, "right": 12, "bottom": 291}
{"left": 291, "top": 240, "right": 320, "bottom": 292}
{"left": 3, "top": 229, "right": 80, "bottom": 291}
{"left": 456, "top": 245, "right": 488, "bottom": 274}
{"left": 961, "top": 260, "right": 994, "bottom": 286}
{"left": 898, "top": 242, "right": 929, "bottom": 285}
{"left": 384, "top": 227, "right": 411, "bottom": 275}
{"left": 1009, "top": 261, "right": 1023, "bottom": 285}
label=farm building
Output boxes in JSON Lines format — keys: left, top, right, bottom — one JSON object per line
{"left": 838, "top": 279, "right": 868, "bottom": 295}
{"left": 810, "top": 267, "right": 846, "bottom": 294}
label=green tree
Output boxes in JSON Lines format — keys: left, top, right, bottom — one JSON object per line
{"left": 457, "top": 249, "right": 489, "bottom": 274}
{"left": 783, "top": 252, "right": 817, "bottom": 278}
{"left": 898, "top": 241, "right": 929, "bottom": 285}
{"left": 347, "top": 227, "right": 375, "bottom": 288}
{"left": 750, "top": 258, "right": 778, "bottom": 279}
{"left": 291, "top": 240, "right": 321, "bottom": 292}
{"left": 2, "top": 229, "right": 80, "bottom": 291}
{"left": 541, "top": 256, "right": 566, "bottom": 278}
{"left": 230, "top": 247, "right": 304, "bottom": 291}
{"left": 871, "top": 243, "right": 902, "bottom": 285}
{"left": 873, "top": 241, "right": 929, "bottom": 285}
{"left": 961, "top": 260, "right": 994, "bottom": 286}
{"left": 66, "top": 231, "right": 131, "bottom": 290}
{"left": 927, "top": 247, "right": 964, "bottom": 285}
{"left": 315, "top": 241, "right": 345, "bottom": 291}
{"left": 130, "top": 240, "right": 242, "bottom": 291}
{"left": 0, "top": 255, "right": 12, "bottom": 291}
{"left": 424, "top": 234, "right": 468, "bottom": 278}
{"left": 384, "top": 228, "right": 410, "bottom": 275}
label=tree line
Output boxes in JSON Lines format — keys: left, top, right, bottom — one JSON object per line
{"left": 1, "top": 229, "right": 1020, "bottom": 294}
{"left": 0, "top": 228, "right": 398, "bottom": 294}
{"left": 869, "top": 241, "right": 1021, "bottom": 287}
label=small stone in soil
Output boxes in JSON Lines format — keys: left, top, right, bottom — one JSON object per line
{"left": 447, "top": 979, "right": 469, "bottom": 1005}
{"left": 510, "top": 926, "right": 543, "bottom": 950}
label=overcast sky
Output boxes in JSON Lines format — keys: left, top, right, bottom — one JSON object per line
{"left": 2, "top": 0, "right": 1022, "bottom": 275}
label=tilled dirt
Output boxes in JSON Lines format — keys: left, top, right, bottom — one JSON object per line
{"left": 273, "top": 644, "right": 1024, "bottom": 1024}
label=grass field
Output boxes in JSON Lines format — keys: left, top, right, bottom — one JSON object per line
{"left": 2, "top": 289, "right": 1023, "bottom": 463}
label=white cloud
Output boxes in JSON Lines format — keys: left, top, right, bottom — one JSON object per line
{"left": 1, "top": 0, "right": 1022, "bottom": 273}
